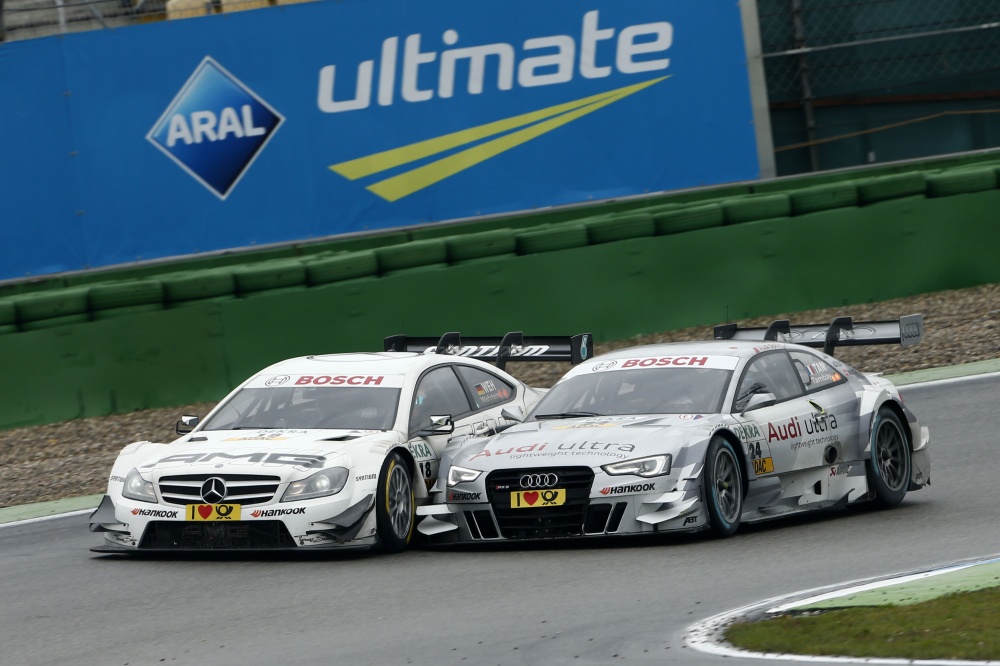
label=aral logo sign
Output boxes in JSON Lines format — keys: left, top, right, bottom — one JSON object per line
{"left": 147, "top": 57, "right": 284, "bottom": 199}
{"left": 322, "top": 10, "right": 672, "bottom": 201}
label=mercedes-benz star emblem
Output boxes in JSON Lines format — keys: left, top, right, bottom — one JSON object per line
{"left": 201, "top": 477, "right": 227, "bottom": 503}
{"left": 520, "top": 473, "right": 558, "bottom": 489}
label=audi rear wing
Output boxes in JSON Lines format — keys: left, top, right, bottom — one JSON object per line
{"left": 713, "top": 314, "right": 923, "bottom": 356}
{"left": 384, "top": 332, "right": 594, "bottom": 370}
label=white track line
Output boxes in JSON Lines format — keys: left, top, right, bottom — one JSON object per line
{"left": 685, "top": 557, "right": 1000, "bottom": 665}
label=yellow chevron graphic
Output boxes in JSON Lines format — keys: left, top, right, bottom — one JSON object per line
{"left": 329, "top": 76, "right": 669, "bottom": 202}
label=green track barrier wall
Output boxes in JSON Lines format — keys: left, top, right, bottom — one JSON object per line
{"left": 2, "top": 154, "right": 1000, "bottom": 429}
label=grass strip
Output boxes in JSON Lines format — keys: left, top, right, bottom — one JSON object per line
{"left": 725, "top": 586, "right": 1000, "bottom": 661}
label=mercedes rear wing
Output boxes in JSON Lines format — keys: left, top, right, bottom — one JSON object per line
{"left": 713, "top": 314, "right": 923, "bottom": 356}
{"left": 384, "top": 332, "right": 594, "bottom": 370}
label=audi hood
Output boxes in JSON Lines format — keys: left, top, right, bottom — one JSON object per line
{"left": 447, "top": 414, "right": 725, "bottom": 473}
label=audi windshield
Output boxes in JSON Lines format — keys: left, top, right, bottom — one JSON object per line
{"left": 530, "top": 368, "right": 731, "bottom": 418}
{"left": 202, "top": 386, "right": 401, "bottom": 431}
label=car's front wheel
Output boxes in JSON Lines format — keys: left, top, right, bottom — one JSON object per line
{"left": 705, "top": 436, "right": 743, "bottom": 537}
{"left": 375, "top": 453, "right": 415, "bottom": 553}
{"left": 867, "top": 407, "right": 911, "bottom": 508}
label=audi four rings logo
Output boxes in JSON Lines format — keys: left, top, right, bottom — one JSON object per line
{"left": 201, "top": 477, "right": 228, "bottom": 503}
{"left": 520, "top": 473, "right": 558, "bottom": 488}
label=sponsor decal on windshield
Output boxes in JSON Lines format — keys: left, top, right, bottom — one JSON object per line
{"left": 246, "top": 374, "right": 406, "bottom": 389}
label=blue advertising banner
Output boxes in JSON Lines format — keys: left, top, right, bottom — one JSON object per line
{"left": 0, "top": 0, "right": 758, "bottom": 280}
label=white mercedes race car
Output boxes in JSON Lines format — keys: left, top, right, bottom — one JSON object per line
{"left": 419, "top": 316, "right": 930, "bottom": 542}
{"left": 89, "top": 332, "right": 593, "bottom": 553}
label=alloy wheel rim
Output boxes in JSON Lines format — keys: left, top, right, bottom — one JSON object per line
{"left": 714, "top": 448, "right": 741, "bottom": 522}
{"left": 876, "top": 419, "right": 907, "bottom": 491}
{"left": 387, "top": 465, "right": 412, "bottom": 539}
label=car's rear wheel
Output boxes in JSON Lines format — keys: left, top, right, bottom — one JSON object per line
{"left": 867, "top": 407, "right": 911, "bottom": 508}
{"left": 375, "top": 453, "right": 415, "bottom": 553}
{"left": 705, "top": 436, "right": 743, "bottom": 537}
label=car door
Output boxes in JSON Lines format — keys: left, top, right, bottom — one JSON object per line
{"left": 407, "top": 364, "right": 517, "bottom": 491}
{"left": 733, "top": 350, "right": 817, "bottom": 475}
{"left": 786, "top": 349, "right": 860, "bottom": 465}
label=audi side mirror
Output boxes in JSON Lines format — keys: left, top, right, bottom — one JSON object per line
{"left": 742, "top": 393, "right": 777, "bottom": 414}
{"left": 176, "top": 414, "right": 200, "bottom": 435}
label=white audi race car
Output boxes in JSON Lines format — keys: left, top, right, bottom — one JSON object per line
{"left": 89, "top": 332, "right": 593, "bottom": 553}
{"left": 418, "top": 315, "right": 930, "bottom": 542}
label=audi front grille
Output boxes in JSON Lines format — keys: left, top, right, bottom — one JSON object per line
{"left": 158, "top": 474, "right": 281, "bottom": 506}
{"left": 485, "top": 467, "right": 594, "bottom": 539}
{"left": 139, "top": 520, "right": 296, "bottom": 549}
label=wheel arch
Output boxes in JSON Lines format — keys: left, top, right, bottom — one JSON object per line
{"left": 712, "top": 428, "right": 750, "bottom": 498}
{"left": 387, "top": 446, "right": 424, "bottom": 496}
{"left": 872, "top": 399, "right": 912, "bottom": 450}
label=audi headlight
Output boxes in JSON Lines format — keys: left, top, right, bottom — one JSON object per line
{"left": 122, "top": 468, "right": 156, "bottom": 503}
{"left": 281, "top": 467, "right": 349, "bottom": 502}
{"left": 602, "top": 454, "right": 672, "bottom": 478}
{"left": 447, "top": 466, "right": 482, "bottom": 487}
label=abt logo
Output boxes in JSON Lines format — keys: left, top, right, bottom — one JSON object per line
{"left": 147, "top": 57, "right": 284, "bottom": 199}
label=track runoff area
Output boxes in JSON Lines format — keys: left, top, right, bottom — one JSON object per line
{"left": 4, "top": 360, "right": 1000, "bottom": 666}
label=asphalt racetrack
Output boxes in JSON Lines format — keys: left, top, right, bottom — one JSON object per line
{"left": 1, "top": 375, "right": 997, "bottom": 666}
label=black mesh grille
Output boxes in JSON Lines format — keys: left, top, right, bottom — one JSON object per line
{"left": 139, "top": 520, "right": 296, "bottom": 549}
{"left": 485, "top": 467, "right": 593, "bottom": 539}
{"left": 158, "top": 474, "right": 282, "bottom": 506}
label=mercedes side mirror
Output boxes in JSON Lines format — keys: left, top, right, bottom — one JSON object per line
{"left": 176, "top": 414, "right": 200, "bottom": 435}
{"left": 420, "top": 415, "right": 454, "bottom": 436}
{"left": 500, "top": 406, "right": 525, "bottom": 423}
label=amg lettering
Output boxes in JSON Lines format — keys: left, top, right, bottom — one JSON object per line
{"left": 143, "top": 452, "right": 326, "bottom": 469}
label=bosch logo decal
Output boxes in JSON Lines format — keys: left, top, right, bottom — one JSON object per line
{"left": 265, "top": 375, "right": 291, "bottom": 386}
{"left": 295, "top": 375, "right": 384, "bottom": 386}
{"left": 600, "top": 483, "right": 655, "bottom": 495}
{"left": 519, "top": 473, "right": 557, "bottom": 489}
{"left": 592, "top": 360, "right": 617, "bottom": 372}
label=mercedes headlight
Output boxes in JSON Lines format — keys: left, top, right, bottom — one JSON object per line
{"left": 281, "top": 467, "right": 350, "bottom": 502}
{"left": 122, "top": 468, "right": 157, "bottom": 503}
{"left": 447, "top": 466, "right": 482, "bottom": 487}
{"left": 602, "top": 454, "right": 672, "bottom": 478}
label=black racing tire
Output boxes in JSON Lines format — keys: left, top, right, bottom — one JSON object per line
{"left": 375, "top": 453, "right": 415, "bottom": 553}
{"left": 704, "top": 437, "right": 743, "bottom": 537}
{"left": 866, "top": 408, "right": 911, "bottom": 508}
